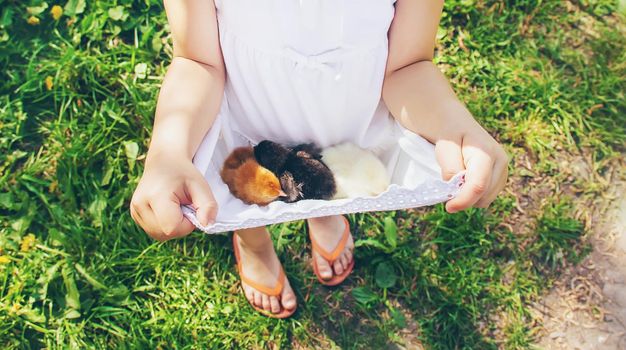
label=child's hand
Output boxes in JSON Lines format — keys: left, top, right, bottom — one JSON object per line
{"left": 130, "top": 151, "right": 218, "bottom": 241}
{"left": 435, "top": 121, "right": 509, "bottom": 213}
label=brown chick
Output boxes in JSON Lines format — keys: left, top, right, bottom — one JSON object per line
{"left": 220, "top": 147, "right": 286, "bottom": 206}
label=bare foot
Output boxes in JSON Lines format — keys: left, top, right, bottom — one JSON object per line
{"left": 234, "top": 228, "right": 297, "bottom": 314}
{"left": 307, "top": 215, "right": 354, "bottom": 281}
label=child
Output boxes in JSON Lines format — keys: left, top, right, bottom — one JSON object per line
{"left": 131, "top": 0, "right": 508, "bottom": 318}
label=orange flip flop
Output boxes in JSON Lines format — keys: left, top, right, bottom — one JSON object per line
{"left": 232, "top": 234, "right": 296, "bottom": 319}
{"left": 308, "top": 216, "right": 355, "bottom": 286}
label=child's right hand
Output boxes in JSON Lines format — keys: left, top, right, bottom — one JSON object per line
{"left": 130, "top": 151, "right": 218, "bottom": 241}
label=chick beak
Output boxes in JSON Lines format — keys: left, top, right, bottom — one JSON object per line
{"left": 278, "top": 189, "right": 287, "bottom": 197}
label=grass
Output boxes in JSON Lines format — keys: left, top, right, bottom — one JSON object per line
{"left": 0, "top": 0, "right": 624, "bottom": 349}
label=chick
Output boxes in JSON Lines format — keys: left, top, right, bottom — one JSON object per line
{"left": 220, "top": 147, "right": 286, "bottom": 206}
{"left": 254, "top": 140, "right": 302, "bottom": 201}
{"left": 253, "top": 140, "right": 290, "bottom": 174}
{"left": 253, "top": 140, "right": 336, "bottom": 202}
{"left": 281, "top": 143, "right": 336, "bottom": 201}
{"left": 291, "top": 143, "right": 324, "bottom": 160}
{"left": 278, "top": 171, "right": 304, "bottom": 203}
{"left": 321, "top": 142, "right": 390, "bottom": 199}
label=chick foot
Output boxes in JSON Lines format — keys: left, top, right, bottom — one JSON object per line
{"left": 234, "top": 228, "right": 297, "bottom": 314}
{"left": 307, "top": 215, "right": 354, "bottom": 281}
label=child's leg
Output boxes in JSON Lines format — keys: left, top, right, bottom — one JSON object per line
{"left": 234, "top": 226, "right": 297, "bottom": 314}
{"left": 307, "top": 215, "right": 354, "bottom": 280}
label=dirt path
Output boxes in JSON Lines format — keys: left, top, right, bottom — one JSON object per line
{"left": 535, "top": 181, "right": 626, "bottom": 349}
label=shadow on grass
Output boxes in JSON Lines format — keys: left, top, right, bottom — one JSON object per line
{"left": 300, "top": 203, "right": 586, "bottom": 349}
{"left": 294, "top": 212, "right": 485, "bottom": 349}
{"left": 308, "top": 281, "right": 496, "bottom": 350}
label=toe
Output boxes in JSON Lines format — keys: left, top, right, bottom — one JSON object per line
{"left": 253, "top": 291, "right": 263, "bottom": 307}
{"left": 281, "top": 282, "right": 297, "bottom": 310}
{"left": 269, "top": 296, "right": 281, "bottom": 314}
{"left": 339, "top": 253, "right": 349, "bottom": 270}
{"left": 315, "top": 252, "right": 333, "bottom": 279}
{"left": 262, "top": 294, "right": 271, "bottom": 311}
{"left": 345, "top": 248, "right": 353, "bottom": 264}
{"left": 243, "top": 285, "right": 255, "bottom": 304}
{"left": 333, "top": 259, "right": 344, "bottom": 275}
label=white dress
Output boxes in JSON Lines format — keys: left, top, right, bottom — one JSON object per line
{"left": 182, "top": 0, "right": 465, "bottom": 234}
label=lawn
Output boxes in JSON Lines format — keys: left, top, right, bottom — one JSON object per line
{"left": 1, "top": 0, "right": 624, "bottom": 349}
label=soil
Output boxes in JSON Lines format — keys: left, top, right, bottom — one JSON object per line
{"left": 534, "top": 180, "right": 626, "bottom": 349}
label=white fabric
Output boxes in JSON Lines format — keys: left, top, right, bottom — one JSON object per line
{"left": 183, "top": 0, "right": 465, "bottom": 234}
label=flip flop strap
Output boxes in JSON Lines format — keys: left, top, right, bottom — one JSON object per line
{"left": 239, "top": 266, "right": 285, "bottom": 297}
{"left": 233, "top": 234, "right": 285, "bottom": 297}
{"left": 310, "top": 216, "right": 350, "bottom": 263}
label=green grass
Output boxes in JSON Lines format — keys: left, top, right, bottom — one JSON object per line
{"left": 1, "top": 0, "right": 625, "bottom": 349}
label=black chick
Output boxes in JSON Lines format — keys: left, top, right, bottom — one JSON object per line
{"left": 254, "top": 140, "right": 302, "bottom": 202}
{"left": 253, "top": 140, "right": 336, "bottom": 202}
{"left": 291, "top": 143, "right": 324, "bottom": 160}
{"left": 281, "top": 143, "right": 336, "bottom": 201}
{"left": 253, "top": 140, "right": 290, "bottom": 174}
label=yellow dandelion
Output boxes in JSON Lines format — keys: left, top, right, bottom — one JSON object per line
{"left": 0, "top": 256, "right": 11, "bottom": 264}
{"left": 45, "top": 76, "right": 54, "bottom": 90}
{"left": 10, "top": 303, "right": 20, "bottom": 314}
{"left": 20, "top": 234, "right": 36, "bottom": 252}
{"left": 49, "top": 180, "right": 58, "bottom": 193}
{"left": 51, "top": 5, "right": 63, "bottom": 21}
{"left": 27, "top": 16, "right": 40, "bottom": 25}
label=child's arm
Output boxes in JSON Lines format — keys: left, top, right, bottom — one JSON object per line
{"left": 383, "top": 0, "right": 508, "bottom": 212}
{"left": 130, "top": 0, "right": 224, "bottom": 241}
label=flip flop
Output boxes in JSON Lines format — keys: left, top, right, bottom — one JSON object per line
{"left": 232, "top": 234, "right": 296, "bottom": 319}
{"left": 308, "top": 216, "right": 355, "bottom": 286}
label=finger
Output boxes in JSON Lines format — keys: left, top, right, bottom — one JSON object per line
{"left": 130, "top": 202, "right": 143, "bottom": 225}
{"left": 475, "top": 155, "right": 509, "bottom": 208}
{"left": 186, "top": 177, "right": 218, "bottom": 226}
{"left": 435, "top": 139, "right": 464, "bottom": 181}
{"left": 446, "top": 149, "right": 494, "bottom": 213}
{"left": 130, "top": 205, "right": 153, "bottom": 239}
{"left": 150, "top": 195, "right": 195, "bottom": 238}
{"left": 132, "top": 202, "right": 168, "bottom": 241}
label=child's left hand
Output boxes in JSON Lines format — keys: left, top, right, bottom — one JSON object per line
{"left": 384, "top": 0, "right": 509, "bottom": 214}
{"left": 434, "top": 120, "right": 509, "bottom": 213}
